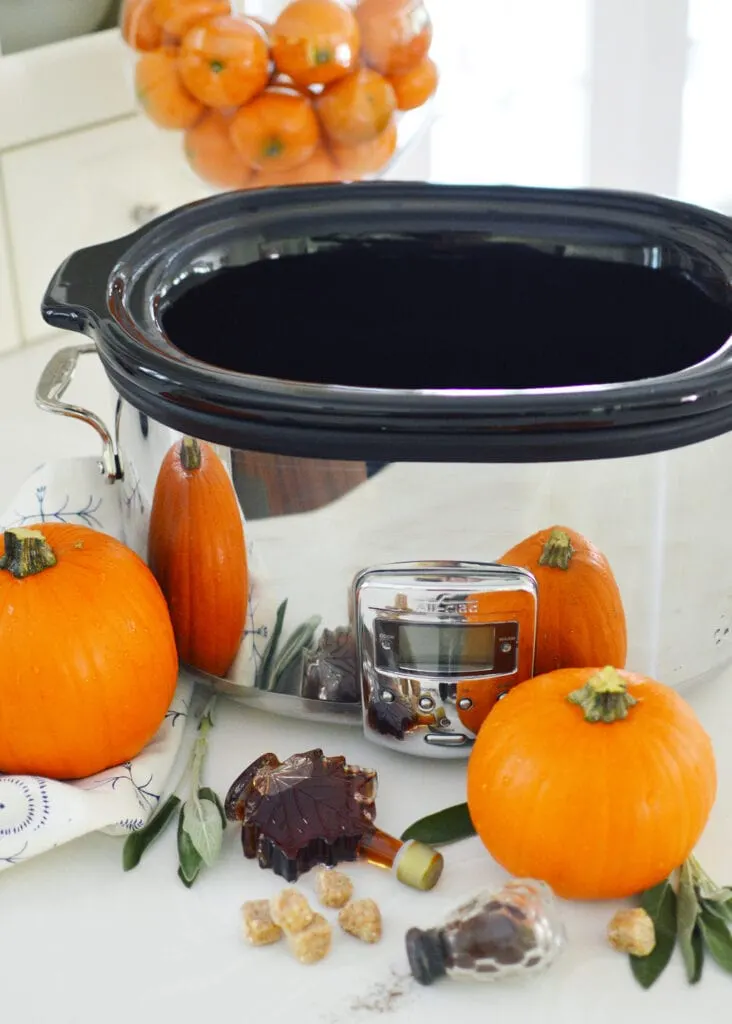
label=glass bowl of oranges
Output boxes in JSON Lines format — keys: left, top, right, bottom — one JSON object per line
{"left": 120, "top": 0, "right": 438, "bottom": 190}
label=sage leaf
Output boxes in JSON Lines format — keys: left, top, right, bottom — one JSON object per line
{"left": 677, "top": 860, "right": 701, "bottom": 983}
{"left": 256, "top": 599, "right": 287, "bottom": 691}
{"left": 702, "top": 886, "right": 732, "bottom": 904}
{"left": 690, "top": 924, "right": 704, "bottom": 984}
{"left": 270, "top": 615, "right": 322, "bottom": 693}
{"left": 177, "top": 805, "right": 203, "bottom": 887}
{"left": 182, "top": 796, "right": 224, "bottom": 868}
{"left": 122, "top": 794, "right": 181, "bottom": 872}
{"left": 401, "top": 802, "right": 476, "bottom": 846}
{"left": 631, "top": 880, "right": 678, "bottom": 989}
{"left": 198, "top": 787, "right": 226, "bottom": 829}
{"left": 700, "top": 897, "right": 732, "bottom": 926}
{"left": 699, "top": 905, "right": 732, "bottom": 973}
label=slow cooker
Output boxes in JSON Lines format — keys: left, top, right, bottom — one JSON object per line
{"left": 38, "top": 181, "right": 732, "bottom": 758}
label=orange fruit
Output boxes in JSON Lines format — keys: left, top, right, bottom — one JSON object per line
{"left": 184, "top": 110, "right": 253, "bottom": 189}
{"left": 121, "top": 0, "right": 164, "bottom": 51}
{"left": 330, "top": 115, "right": 397, "bottom": 174}
{"left": 230, "top": 87, "right": 321, "bottom": 172}
{"left": 178, "top": 15, "right": 271, "bottom": 108}
{"left": 251, "top": 146, "right": 342, "bottom": 187}
{"left": 388, "top": 54, "right": 437, "bottom": 109}
{"left": 355, "top": 0, "right": 432, "bottom": 75}
{"left": 135, "top": 49, "right": 204, "bottom": 130}
{"left": 271, "top": 0, "right": 360, "bottom": 88}
{"left": 151, "top": 0, "right": 231, "bottom": 38}
{"left": 316, "top": 66, "right": 396, "bottom": 145}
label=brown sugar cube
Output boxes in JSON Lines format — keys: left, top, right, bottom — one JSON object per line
{"left": 314, "top": 867, "right": 354, "bottom": 909}
{"left": 241, "top": 900, "right": 283, "bottom": 946}
{"left": 270, "top": 887, "right": 315, "bottom": 934}
{"left": 338, "top": 898, "right": 382, "bottom": 944}
{"left": 287, "top": 913, "right": 332, "bottom": 965}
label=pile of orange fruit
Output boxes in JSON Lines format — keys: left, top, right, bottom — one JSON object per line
{"left": 121, "top": 0, "right": 438, "bottom": 190}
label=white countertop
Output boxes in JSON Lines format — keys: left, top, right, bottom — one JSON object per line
{"left": 2, "top": 335, "right": 732, "bottom": 1024}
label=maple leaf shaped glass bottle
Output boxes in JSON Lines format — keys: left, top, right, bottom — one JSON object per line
{"left": 225, "top": 748, "right": 444, "bottom": 890}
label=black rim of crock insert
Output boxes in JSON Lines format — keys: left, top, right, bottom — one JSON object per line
{"left": 41, "top": 181, "right": 732, "bottom": 463}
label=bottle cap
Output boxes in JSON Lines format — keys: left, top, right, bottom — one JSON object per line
{"left": 395, "top": 839, "right": 444, "bottom": 891}
{"left": 405, "top": 926, "right": 448, "bottom": 986}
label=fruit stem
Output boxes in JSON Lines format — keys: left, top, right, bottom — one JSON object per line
{"left": 180, "top": 436, "right": 202, "bottom": 471}
{"left": 567, "top": 666, "right": 638, "bottom": 723}
{"left": 0, "top": 527, "right": 57, "bottom": 579}
{"left": 538, "top": 528, "right": 574, "bottom": 570}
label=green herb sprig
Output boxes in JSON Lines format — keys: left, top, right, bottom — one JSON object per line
{"left": 123, "top": 693, "right": 225, "bottom": 888}
{"left": 631, "top": 855, "right": 732, "bottom": 989}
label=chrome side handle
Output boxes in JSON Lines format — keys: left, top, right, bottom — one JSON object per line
{"left": 35, "top": 343, "right": 123, "bottom": 483}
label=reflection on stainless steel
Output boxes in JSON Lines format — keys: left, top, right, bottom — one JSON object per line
{"left": 302, "top": 627, "right": 361, "bottom": 703}
{"left": 354, "top": 562, "right": 538, "bottom": 759}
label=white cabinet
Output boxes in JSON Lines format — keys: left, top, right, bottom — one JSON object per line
{"left": 3, "top": 115, "right": 211, "bottom": 343}
{"left": 0, "top": 29, "right": 135, "bottom": 151}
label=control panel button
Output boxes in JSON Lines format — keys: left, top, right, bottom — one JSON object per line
{"left": 424, "top": 732, "right": 472, "bottom": 747}
{"left": 500, "top": 641, "right": 513, "bottom": 654}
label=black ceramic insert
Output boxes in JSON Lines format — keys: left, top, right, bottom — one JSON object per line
{"left": 162, "top": 243, "right": 732, "bottom": 391}
{"left": 41, "top": 182, "right": 732, "bottom": 462}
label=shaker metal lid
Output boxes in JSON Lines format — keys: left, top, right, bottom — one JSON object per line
{"left": 41, "top": 182, "right": 732, "bottom": 462}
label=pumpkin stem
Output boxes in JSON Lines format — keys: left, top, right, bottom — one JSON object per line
{"left": 0, "top": 527, "right": 57, "bottom": 579}
{"left": 538, "top": 528, "right": 574, "bottom": 570}
{"left": 566, "top": 666, "right": 638, "bottom": 723}
{"left": 180, "top": 437, "right": 202, "bottom": 472}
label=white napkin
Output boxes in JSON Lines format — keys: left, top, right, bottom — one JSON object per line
{"left": 0, "top": 457, "right": 195, "bottom": 873}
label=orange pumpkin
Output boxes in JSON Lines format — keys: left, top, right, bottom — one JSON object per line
{"left": 0, "top": 525, "right": 178, "bottom": 780}
{"left": 148, "top": 437, "right": 248, "bottom": 678}
{"left": 271, "top": 0, "right": 361, "bottom": 88}
{"left": 316, "top": 66, "right": 396, "bottom": 145}
{"left": 230, "top": 87, "right": 320, "bottom": 172}
{"left": 498, "top": 525, "right": 627, "bottom": 675}
{"left": 467, "top": 666, "right": 717, "bottom": 900}
{"left": 135, "top": 49, "right": 204, "bottom": 130}
{"left": 178, "top": 15, "right": 271, "bottom": 109}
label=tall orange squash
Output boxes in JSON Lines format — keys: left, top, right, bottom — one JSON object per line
{"left": 499, "top": 525, "right": 627, "bottom": 675}
{"left": 148, "top": 437, "right": 248, "bottom": 677}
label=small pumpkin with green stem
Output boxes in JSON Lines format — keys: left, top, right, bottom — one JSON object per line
{"left": 466, "top": 665, "right": 717, "bottom": 901}
{"left": 0, "top": 524, "right": 178, "bottom": 780}
{"left": 498, "top": 525, "right": 628, "bottom": 675}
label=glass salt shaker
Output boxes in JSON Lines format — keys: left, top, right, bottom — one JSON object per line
{"left": 405, "top": 879, "right": 566, "bottom": 986}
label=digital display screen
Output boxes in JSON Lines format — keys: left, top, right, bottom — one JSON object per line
{"left": 396, "top": 622, "right": 496, "bottom": 675}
